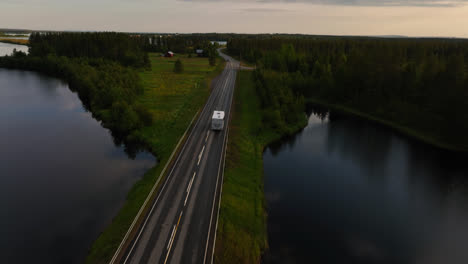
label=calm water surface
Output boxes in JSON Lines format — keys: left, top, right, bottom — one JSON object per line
{"left": 0, "top": 42, "right": 28, "bottom": 56}
{"left": 264, "top": 109, "right": 468, "bottom": 264}
{"left": 0, "top": 69, "right": 155, "bottom": 263}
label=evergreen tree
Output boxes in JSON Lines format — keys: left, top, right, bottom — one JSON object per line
{"left": 174, "top": 59, "right": 184, "bottom": 73}
{"left": 209, "top": 56, "right": 216, "bottom": 66}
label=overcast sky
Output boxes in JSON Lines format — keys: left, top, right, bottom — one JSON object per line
{"left": 1, "top": 0, "right": 468, "bottom": 37}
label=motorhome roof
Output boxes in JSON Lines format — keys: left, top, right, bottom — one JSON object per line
{"left": 212, "top": 111, "right": 225, "bottom": 119}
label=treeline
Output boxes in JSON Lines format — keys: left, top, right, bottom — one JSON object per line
{"left": 253, "top": 68, "right": 307, "bottom": 135}
{"left": 29, "top": 32, "right": 149, "bottom": 67}
{"left": 141, "top": 34, "right": 221, "bottom": 55}
{"left": 1, "top": 32, "right": 153, "bottom": 156}
{"left": 228, "top": 36, "right": 468, "bottom": 150}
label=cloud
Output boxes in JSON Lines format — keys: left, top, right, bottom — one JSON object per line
{"left": 181, "top": 0, "right": 467, "bottom": 7}
{"left": 241, "top": 7, "right": 293, "bottom": 12}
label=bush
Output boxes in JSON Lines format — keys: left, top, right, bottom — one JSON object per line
{"left": 134, "top": 104, "right": 154, "bottom": 126}
{"left": 209, "top": 56, "right": 216, "bottom": 66}
{"left": 174, "top": 59, "right": 184, "bottom": 73}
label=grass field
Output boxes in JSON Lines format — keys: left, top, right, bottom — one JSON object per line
{"left": 214, "top": 71, "right": 279, "bottom": 263}
{"left": 138, "top": 54, "right": 224, "bottom": 156}
{"left": 86, "top": 54, "right": 224, "bottom": 264}
{"left": 0, "top": 38, "right": 28, "bottom": 45}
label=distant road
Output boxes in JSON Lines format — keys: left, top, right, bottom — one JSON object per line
{"left": 111, "top": 50, "right": 239, "bottom": 264}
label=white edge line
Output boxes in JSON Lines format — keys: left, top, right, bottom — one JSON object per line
{"left": 203, "top": 59, "right": 235, "bottom": 264}
{"left": 121, "top": 109, "right": 199, "bottom": 264}
{"left": 210, "top": 65, "right": 237, "bottom": 264}
{"left": 118, "top": 57, "right": 230, "bottom": 264}
{"left": 112, "top": 52, "right": 232, "bottom": 264}
{"left": 111, "top": 66, "right": 219, "bottom": 264}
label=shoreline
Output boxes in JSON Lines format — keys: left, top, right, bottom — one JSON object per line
{"left": 306, "top": 98, "right": 468, "bottom": 153}
{"left": 215, "top": 69, "right": 468, "bottom": 263}
{"left": 214, "top": 70, "right": 307, "bottom": 263}
{"left": 0, "top": 53, "right": 226, "bottom": 264}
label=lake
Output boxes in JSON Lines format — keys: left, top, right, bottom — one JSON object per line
{"left": 0, "top": 69, "right": 155, "bottom": 263}
{"left": 264, "top": 108, "right": 468, "bottom": 264}
{"left": 0, "top": 42, "right": 28, "bottom": 56}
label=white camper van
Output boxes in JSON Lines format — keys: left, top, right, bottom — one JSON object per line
{"left": 211, "top": 111, "right": 225, "bottom": 131}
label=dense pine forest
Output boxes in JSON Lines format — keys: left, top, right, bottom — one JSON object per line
{"left": 227, "top": 36, "right": 468, "bottom": 150}
{"left": 29, "top": 32, "right": 150, "bottom": 67}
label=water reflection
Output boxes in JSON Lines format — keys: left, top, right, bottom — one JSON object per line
{"left": 263, "top": 105, "right": 468, "bottom": 264}
{"left": 0, "top": 69, "right": 155, "bottom": 263}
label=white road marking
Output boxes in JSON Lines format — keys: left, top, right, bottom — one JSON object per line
{"left": 119, "top": 103, "right": 203, "bottom": 264}
{"left": 185, "top": 172, "right": 196, "bottom": 206}
{"left": 167, "top": 225, "right": 176, "bottom": 250}
{"left": 116, "top": 51, "right": 235, "bottom": 264}
{"left": 164, "top": 211, "right": 184, "bottom": 264}
{"left": 203, "top": 63, "right": 235, "bottom": 264}
{"left": 210, "top": 68, "right": 236, "bottom": 264}
{"left": 205, "top": 131, "right": 210, "bottom": 142}
{"left": 198, "top": 145, "right": 206, "bottom": 166}
{"left": 186, "top": 172, "right": 196, "bottom": 193}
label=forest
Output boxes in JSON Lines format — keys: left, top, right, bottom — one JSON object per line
{"left": 227, "top": 36, "right": 468, "bottom": 150}
{"left": 29, "top": 32, "right": 150, "bottom": 67}
{"left": 0, "top": 32, "right": 153, "bottom": 156}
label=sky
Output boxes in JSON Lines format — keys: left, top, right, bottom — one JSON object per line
{"left": 1, "top": 0, "right": 468, "bottom": 37}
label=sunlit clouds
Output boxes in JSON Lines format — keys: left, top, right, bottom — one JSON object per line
{"left": 1, "top": 0, "right": 467, "bottom": 37}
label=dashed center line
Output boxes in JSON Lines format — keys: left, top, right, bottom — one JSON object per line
{"left": 167, "top": 225, "right": 176, "bottom": 250}
{"left": 185, "top": 172, "right": 196, "bottom": 206}
{"left": 198, "top": 145, "right": 206, "bottom": 166}
{"left": 164, "top": 211, "right": 184, "bottom": 264}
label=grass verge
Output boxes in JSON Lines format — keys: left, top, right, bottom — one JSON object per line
{"left": 214, "top": 70, "right": 305, "bottom": 263}
{"left": 86, "top": 54, "right": 225, "bottom": 264}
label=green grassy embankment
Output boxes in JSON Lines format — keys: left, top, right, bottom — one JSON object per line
{"left": 214, "top": 70, "right": 267, "bottom": 263}
{"left": 214, "top": 70, "right": 306, "bottom": 263}
{"left": 86, "top": 54, "right": 224, "bottom": 264}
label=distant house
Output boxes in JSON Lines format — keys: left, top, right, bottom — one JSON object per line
{"left": 210, "top": 41, "right": 227, "bottom": 46}
{"left": 196, "top": 49, "right": 204, "bottom": 57}
{"left": 165, "top": 51, "right": 174, "bottom": 57}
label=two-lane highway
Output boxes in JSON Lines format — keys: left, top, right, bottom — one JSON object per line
{"left": 111, "top": 51, "right": 239, "bottom": 264}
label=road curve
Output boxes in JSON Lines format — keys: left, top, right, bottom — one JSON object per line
{"left": 112, "top": 50, "right": 239, "bottom": 264}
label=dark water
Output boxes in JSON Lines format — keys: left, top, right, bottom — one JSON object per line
{"left": 264, "top": 108, "right": 468, "bottom": 264}
{"left": 0, "top": 42, "right": 28, "bottom": 56}
{"left": 0, "top": 69, "right": 155, "bottom": 263}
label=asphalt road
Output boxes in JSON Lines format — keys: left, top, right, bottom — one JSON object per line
{"left": 114, "top": 50, "right": 239, "bottom": 264}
